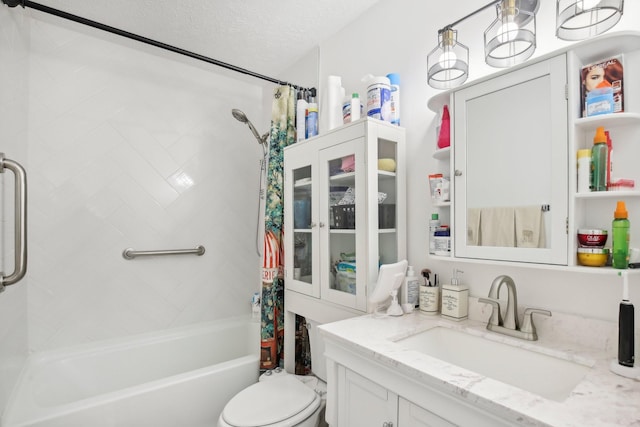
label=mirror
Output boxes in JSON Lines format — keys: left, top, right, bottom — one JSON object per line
{"left": 453, "top": 54, "right": 569, "bottom": 265}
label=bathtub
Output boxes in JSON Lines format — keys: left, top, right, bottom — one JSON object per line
{"left": 1, "top": 316, "right": 259, "bottom": 427}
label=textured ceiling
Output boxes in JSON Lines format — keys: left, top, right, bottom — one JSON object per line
{"left": 33, "top": 0, "right": 381, "bottom": 79}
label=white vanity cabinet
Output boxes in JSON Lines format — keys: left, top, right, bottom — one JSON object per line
{"left": 324, "top": 341, "right": 514, "bottom": 427}
{"left": 282, "top": 118, "right": 406, "bottom": 313}
{"left": 427, "top": 31, "right": 640, "bottom": 270}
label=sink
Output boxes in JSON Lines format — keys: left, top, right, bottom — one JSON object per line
{"left": 396, "top": 326, "right": 592, "bottom": 402}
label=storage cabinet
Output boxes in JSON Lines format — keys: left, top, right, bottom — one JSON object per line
{"left": 283, "top": 118, "right": 406, "bottom": 313}
{"left": 427, "top": 31, "right": 640, "bottom": 272}
{"left": 325, "top": 354, "right": 513, "bottom": 427}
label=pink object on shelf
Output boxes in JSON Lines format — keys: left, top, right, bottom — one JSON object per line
{"left": 437, "top": 105, "right": 450, "bottom": 149}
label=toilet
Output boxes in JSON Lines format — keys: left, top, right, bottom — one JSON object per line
{"left": 218, "top": 319, "right": 329, "bottom": 427}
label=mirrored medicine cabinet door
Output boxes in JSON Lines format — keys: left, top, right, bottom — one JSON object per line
{"left": 453, "top": 54, "right": 569, "bottom": 265}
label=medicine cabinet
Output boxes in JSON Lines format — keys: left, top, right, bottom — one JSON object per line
{"left": 428, "top": 31, "right": 640, "bottom": 269}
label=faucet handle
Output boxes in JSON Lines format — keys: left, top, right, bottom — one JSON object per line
{"left": 479, "top": 297, "right": 503, "bottom": 326}
{"left": 520, "top": 308, "right": 552, "bottom": 341}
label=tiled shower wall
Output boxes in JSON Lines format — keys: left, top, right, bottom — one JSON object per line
{"left": 6, "top": 9, "right": 265, "bottom": 355}
{"left": 0, "top": 6, "right": 29, "bottom": 412}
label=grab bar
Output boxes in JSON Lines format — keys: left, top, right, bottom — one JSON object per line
{"left": 0, "top": 153, "right": 28, "bottom": 292}
{"left": 122, "top": 245, "right": 205, "bottom": 260}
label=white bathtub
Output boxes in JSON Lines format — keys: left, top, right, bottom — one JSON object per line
{"left": 1, "top": 317, "right": 259, "bottom": 427}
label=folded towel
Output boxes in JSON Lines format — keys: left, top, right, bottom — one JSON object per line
{"left": 467, "top": 208, "right": 482, "bottom": 246}
{"left": 480, "top": 207, "right": 515, "bottom": 247}
{"left": 515, "top": 205, "right": 546, "bottom": 248}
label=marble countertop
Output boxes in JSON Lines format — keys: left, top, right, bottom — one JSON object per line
{"left": 319, "top": 300, "right": 640, "bottom": 427}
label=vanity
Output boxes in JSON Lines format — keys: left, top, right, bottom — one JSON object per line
{"left": 319, "top": 301, "right": 640, "bottom": 427}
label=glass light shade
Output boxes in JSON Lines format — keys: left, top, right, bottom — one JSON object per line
{"left": 556, "top": 0, "right": 624, "bottom": 41}
{"left": 485, "top": 0, "right": 536, "bottom": 68}
{"left": 427, "top": 29, "right": 469, "bottom": 89}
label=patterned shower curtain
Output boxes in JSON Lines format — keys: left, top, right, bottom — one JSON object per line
{"left": 260, "top": 86, "right": 296, "bottom": 370}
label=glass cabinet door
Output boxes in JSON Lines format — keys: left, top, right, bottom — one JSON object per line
{"left": 319, "top": 139, "right": 365, "bottom": 310}
{"left": 284, "top": 151, "right": 320, "bottom": 298}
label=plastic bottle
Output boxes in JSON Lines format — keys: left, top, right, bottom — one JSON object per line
{"left": 612, "top": 200, "right": 630, "bottom": 269}
{"left": 306, "top": 88, "right": 318, "bottom": 137}
{"left": 342, "top": 95, "right": 351, "bottom": 124}
{"left": 403, "top": 266, "right": 420, "bottom": 309}
{"left": 386, "top": 73, "right": 400, "bottom": 126}
{"left": 327, "top": 75, "right": 343, "bottom": 130}
{"left": 437, "top": 105, "right": 451, "bottom": 149}
{"left": 362, "top": 75, "right": 391, "bottom": 121}
{"left": 590, "top": 126, "right": 608, "bottom": 191}
{"left": 429, "top": 213, "right": 440, "bottom": 255}
{"left": 606, "top": 130, "right": 613, "bottom": 189}
{"left": 577, "top": 148, "right": 591, "bottom": 193}
{"left": 350, "top": 93, "right": 361, "bottom": 121}
{"left": 296, "top": 90, "right": 308, "bottom": 142}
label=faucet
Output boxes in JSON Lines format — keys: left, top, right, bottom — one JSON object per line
{"left": 479, "top": 275, "right": 551, "bottom": 341}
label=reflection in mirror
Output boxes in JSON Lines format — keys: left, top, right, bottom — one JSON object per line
{"left": 464, "top": 75, "right": 552, "bottom": 249}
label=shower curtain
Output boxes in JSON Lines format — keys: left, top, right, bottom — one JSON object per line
{"left": 260, "top": 86, "right": 295, "bottom": 370}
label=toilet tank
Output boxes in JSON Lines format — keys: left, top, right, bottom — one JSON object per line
{"left": 306, "top": 320, "right": 327, "bottom": 381}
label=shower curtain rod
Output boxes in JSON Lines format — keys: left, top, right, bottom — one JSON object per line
{"left": 2, "top": 0, "right": 313, "bottom": 92}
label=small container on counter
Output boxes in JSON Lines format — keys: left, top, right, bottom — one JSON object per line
{"left": 441, "top": 269, "right": 468, "bottom": 321}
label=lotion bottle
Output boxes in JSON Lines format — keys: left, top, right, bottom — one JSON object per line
{"left": 419, "top": 269, "right": 439, "bottom": 314}
{"left": 441, "top": 269, "right": 468, "bottom": 321}
{"left": 403, "top": 266, "right": 419, "bottom": 310}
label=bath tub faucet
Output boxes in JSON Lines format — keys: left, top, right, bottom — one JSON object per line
{"left": 479, "top": 275, "right": 551, "bottom": 341}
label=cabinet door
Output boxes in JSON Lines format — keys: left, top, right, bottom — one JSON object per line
{"left": 319, "top": 139, "right": 367, "bottom": 311}
{"left": 339, "top": 367, "right": 398, "bottom": 427}
{"left": 398, "top": 398, "right": 456, "bottom": 427}
{"left": 284, "top": 143, "right": 320, "bottom": 298}
{"left": 454, "top": 54, "right": 568, "bottom": 265}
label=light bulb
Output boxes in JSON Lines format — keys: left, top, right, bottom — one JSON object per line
{"left": 438, "top": 50, "right": 457, "bottom": 69}
{"left": 497, "top": 21, "right": 519, "bottom": 43}
{"left": 579, "top": 0, "right": 601, "bottom": 10}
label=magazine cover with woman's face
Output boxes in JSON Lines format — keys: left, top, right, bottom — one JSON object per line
{"left": 580, "top": 55, "right": 624, "bottom": 117}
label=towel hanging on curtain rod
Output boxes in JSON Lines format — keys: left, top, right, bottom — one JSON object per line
{"left": 2, "top": 0, "right": 314, "bottom": 92}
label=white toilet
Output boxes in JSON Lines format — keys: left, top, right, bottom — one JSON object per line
{"left": 218, "top": 319, "right": 328, "bottom": 427}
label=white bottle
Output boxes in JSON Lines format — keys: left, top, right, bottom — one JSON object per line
{"left": 327, "top": 75, "right": 343, "bottom": 130}
{"left": 350, "top": 93, "right": 361, "bottom": 121}
{"left": 402, "top": 266, "right": 420, "bottom": 310}
{"left": 441, "top": 269, "right": 468, "bottom": 321}
{"left": 306, "top": 89, "right": 318, "bottom": 138}
{"left": 296, "top": 91, "right": 308, "bottom": 142}
{"left": 577, "top": 148, "right": 590, "bottom": 193}
{"left": 429, "top": 213, "right": 440, "bottom": 255}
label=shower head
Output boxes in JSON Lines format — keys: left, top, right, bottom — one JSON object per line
{"left": 232, "top": 108, "right": 268, "bottom": 145}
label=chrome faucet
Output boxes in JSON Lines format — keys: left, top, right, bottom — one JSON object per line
{"left": 479, "top": 275, "right": 551, "bottom": 341}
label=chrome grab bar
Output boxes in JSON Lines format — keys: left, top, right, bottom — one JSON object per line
{"left": 122, "top": 245, "right": 205, "bottom": 260}
{"left": 0, "top": 153, "right": 28, "bottom": 292}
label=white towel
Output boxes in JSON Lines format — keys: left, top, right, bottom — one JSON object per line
{"left": 515, "top": 205, "right": 546, "bottom": 248}
{"left": 467, "top": 208, "right": 482, "bottom": 246}
{"left": 480, "top": 207, "right": 515, "bottom": 247}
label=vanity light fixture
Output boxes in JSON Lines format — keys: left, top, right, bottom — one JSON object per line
{"left": 484, "top": 0, "right": 537, "bottom": 68}
{"left": 427, "top": 28, "right": 469, "bottom": 89}
{"left": 427, "top": 0, "right": 539, "bottom": 89}
{"left": 556, "top": 0, "right": 624, "bottom": 41}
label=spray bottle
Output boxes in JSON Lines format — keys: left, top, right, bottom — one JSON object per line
{"left": 612, "top": 200, "right": 630, "bottom": 269}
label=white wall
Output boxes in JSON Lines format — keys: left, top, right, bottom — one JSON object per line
{"left": 0, "top": 5, "right": 269, "bottom": 361}
{"left": 309, "top": 0, "right": 640, "bottom": 323}
{"left": 0, "top": 5, "right": 29, "bottom": 413}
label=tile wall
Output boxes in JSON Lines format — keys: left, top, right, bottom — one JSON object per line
{"left": 3, "top": 8, "right": 266, "bottom": 360}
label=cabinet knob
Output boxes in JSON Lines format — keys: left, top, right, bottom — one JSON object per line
{"left": 319, "top": 222, "right": 326, "bottom": 228}
{"left": 455, "top": 169, "right": 462, "bottom": 176}
{"left": 310, "top": 222, "right": 317, "bottom": 228}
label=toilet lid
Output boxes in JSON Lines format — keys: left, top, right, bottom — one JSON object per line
{"left": 222, "top": 375, "right": 320, "bottom": 427}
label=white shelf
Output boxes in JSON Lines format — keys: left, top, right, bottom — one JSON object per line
{"left": 575, "top": 112, "right": 640, "bottom": 129}
{"left": 575, "top": 190, "right": 640, "bottom": 199}
{"left": 432, "top": 147, "right": 451, "bottom": 160}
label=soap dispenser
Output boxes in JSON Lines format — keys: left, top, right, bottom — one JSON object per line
{"left": 441, "top": 269, "right": 468, "bottom": 321}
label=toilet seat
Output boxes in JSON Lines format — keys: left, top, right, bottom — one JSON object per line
{"left": 219, "top": 375, "right": 321, "bottom": 427}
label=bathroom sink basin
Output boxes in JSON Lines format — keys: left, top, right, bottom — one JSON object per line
{"left": 396, "top": 326, "right": 592, "bottom": 402}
